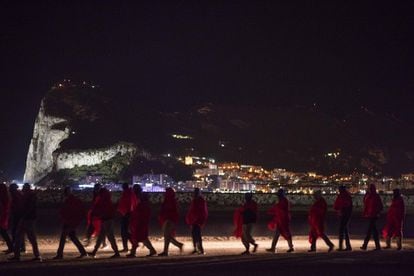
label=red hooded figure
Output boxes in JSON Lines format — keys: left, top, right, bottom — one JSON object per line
{"left": 129, "top": 193, "right": 151, "bottom": 245}
{"left": 60, "top": 193, "right": 86, "bottom": 228}
{"left": 363, "top": 184, "right": 383, "bottom": 218}
{"left": 117, "top": 186, "right": 135, "bottom": 216}
{"left": 333, "top": 189, "right": 353, "bottom": 215}
{"left": 382, "top": 192, "right": 405, "bottom": 239}
{"left": 91, "top": 188, "right": 115, "bottom": 221}
{"left": 267, "top": 196, "right": 291, "bottom": 239}
{"left": 233, "top": 198, "right": 258, "bottom": 238}
{"left": 308, "top": 195, "right": 327, "bottom": 244}
{"left": 0, "top": 183, "right": 10, "bottom": 230}
{"left": 186, "top": 195, "right": 208, "bottom": 227}
{"left": 159, "top": 187, "right": 179, "bottom": 226}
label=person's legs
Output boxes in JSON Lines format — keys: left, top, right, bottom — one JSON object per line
{"left": 11, "top": 216, "right": 25, "bottom": 252}
{"left": 0, "top": 228, "right": 13, "bottom": 251}
{"left": 321, "top": 233, "right": 334, "bottom": 251}
{"left": 120, "top": 215, "right": 129, "bottom": 251}
{"left": 343, "top": 215, "right": 352, "bottom": 250}
{"left": 143, "top": 238, "right": 157, "bottom": 256}
{"left": 371, "top": 218, "right": 381, "bottom": 250}
{"left": 160, "top": 221, "right": 172, "bottom": 255}
{"left": 25, "top": 220, "right": 40, "bottom": 258}
{"left": 191, "top": 225, "right": 197, "bottom": 252}
{"left": 56, "top": 227, "right": 68, "bottom": 258}
{"left": 338, "top": 216, "right": 346, "bottom": 250}
{"left": 91, "top": 221, "right": 107, "bottom": 255}
{"left": 241, "top": 225, "right": 250, "bottom": 252}
{"left": 105, "top": 220, "right": 120, "bottom": 256}
{"left": 68, "top": 229, "right": 87, "bottom": 256}
{"left": 267, "top": 230, "right": 280, "bottom": 252}
{"left": 194, "top": 225, "right": 204, "bottom": 253}
{"left": 361, "top": 219, "right": 373, "bottom": 249}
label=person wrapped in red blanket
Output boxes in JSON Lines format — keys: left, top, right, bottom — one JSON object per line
{"left": 158, "top": 187, "right": 183, "bottom": 256}
{"left": 53, "top": 187, "right": 87, "bottom": 259}
{"left": 234, "top": 193, "right": 258, "bottom": 255}
{"left": 266, "top": 189, "right": 294, "bottom": 253}
{"left": 186, "top": 188, "right": 208, "bottom": 255}
{"left": 127, "top": 188, "right": 156, "bottom": 258}
{"left": 361, "top": 184, "right": 383, "bottom": 251}
{"left": 85, "top": 184, "right": 106, "bottom": 248}
{"left": 308, "top": 190, "right": 334, "bottom": 252}
{"left": 117, "top": 183, "right": 135, "bottom": 252}
{"left": 382, "top": 188, "right": 405, "bottom": 250}
{"left": 89, "top": 187, "right": 120, "bottom": 258}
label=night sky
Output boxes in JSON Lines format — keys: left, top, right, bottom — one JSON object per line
{"left": 1, "top": 1, "right": 414, "bottom": 179}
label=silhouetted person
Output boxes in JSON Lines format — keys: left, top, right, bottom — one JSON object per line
{"left": 89, "top": 187, "right": 120, "bottom": 258}
{"left": 308, "top": 190, "right": 334, "bottom": 252}
{"left": 7, "top": 183, "right": 25, "bottom": 254}
{"left": 8, "top": 183, "right": 41, "bottom": 261}
{"left": 333, "top": 185, "right": 353, "bottom": 251}
{"left": 234, "top": 193, "right": 258, "bottom": 255}
{"left": 117, "top": 183, "right": 134, "bottom": 252}
{"left": 127, "top": 192, "right": 156, "bottom": 257}
{"left": 53, "top": 187, "right": 87, "bottom": 259}
{"left": 186, "top": 188, "right": 208, "bottom": 255}
{"left": 266, "top": 189, "right": 294, "bottom": 253}
{"left": 85, "top": 183, "right": 107, "bottom": 248}
{"left": 361, "top": 184, "right": 383, "bottom": 251}
{"left": 0, "top": 183, "right": 13, "bottom": 253}
{"left": 383, "top": 189, "right": 405, "bottom": 250}
{"left": 158, "top": 187, "right": 183, "bottom": 256}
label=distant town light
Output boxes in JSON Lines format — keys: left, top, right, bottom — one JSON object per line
{"left": 171, "top": 134, "right": 193, "bottom": 140}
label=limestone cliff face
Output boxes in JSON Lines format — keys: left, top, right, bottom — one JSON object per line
{"left": 54, "top": 143, "right": 139, "bottom": 170}
{"left": 24, "top": 100, "right": 70, "bottom": 183}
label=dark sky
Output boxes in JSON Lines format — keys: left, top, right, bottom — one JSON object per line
{"left": 1, "top": 1, "right": 414, "bottom": 179}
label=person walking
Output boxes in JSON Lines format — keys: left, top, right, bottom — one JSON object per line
{"left": 361, "top": 184, "right": 383, "bottom": 251}
{"left": 266, "top": 189, "right": 294, "bottom": 253}
{"left": 6, "top": 183, "right": 25, "bottom": 254}
{"left": 0, "top": 183, "right": 13, "bottom": 253}
{"left": 382, "top": 188, "right": 405, "bottom": 250}
{"left": 84, "top": 184, "right": 107, "bottom": 248}
{"left": 158, "top": 187, "right": 183, "bottom": 256}
{"left": 127, "top": 192, "right": 156, "bottom": 257}
{"left": 8, "top": 183, "right": 41, "bottom": 261}
{"left": 333, "top": 185, "right": 353, "bottom": 251}
{"left": 234, "top": 193, "right": 258, "bottom": 255}
{"left": 308, "top": 190, "right": 334, "bottom": 252}
{"left": 117, "top": 182, "right": 134, "bottom": 252}
{"left": 186, "top": 188, "right": 208, "bottom": 255}
{"left": 53, "top": 187, "right": 87, "bottom": 259}
{"left": 89, "top": 187, "right": 120, "bottom": 258}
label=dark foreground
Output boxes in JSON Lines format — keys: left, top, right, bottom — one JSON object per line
{"left": 0, "top": 245, "right": 413, "bottom": 276}
{"left": 1, "top": 208, "right": 413, "bottom": 275}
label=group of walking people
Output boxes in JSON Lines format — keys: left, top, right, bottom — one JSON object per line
{"left": 234, "top": 183, "right": 405, "bottom": 255}
{"left": 0, "top": 182, "right": 406, "bottom": 262}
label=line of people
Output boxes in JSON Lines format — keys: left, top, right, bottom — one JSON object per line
{"left": 234, "top": 184, "right": 405, "bottom": 254}
{"left": 0, "top": 182, "right": 406, "bottom": 262}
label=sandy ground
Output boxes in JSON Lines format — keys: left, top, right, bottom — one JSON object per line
{"left": 1, "top": 208, "right": 414, "bottom": 275}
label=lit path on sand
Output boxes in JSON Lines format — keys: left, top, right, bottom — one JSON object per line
{"left": 1, "top": 236, "right": 414, "bottom": 275}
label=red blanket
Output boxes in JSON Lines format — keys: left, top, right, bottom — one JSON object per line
{"left": 382, "top": 197, "right": 405, "bottom": 238}
{"left": 267, "top": 197, "right": 291, "bottom": 239}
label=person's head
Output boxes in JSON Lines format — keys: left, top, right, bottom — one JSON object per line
{"left": 193, "top": 188, "right": 201, "bottom": 198}
{"left": 338, "top": 185, "right": 347, "bottom": 194}
{"left": 93, "top": 183, "right": 101, "bottom": 194}
{"left": 9, "top": 183, "right": 18, "bottom": 194}
{"left": 122, "top": 182, "right": 129, "bottom": 191}
{"left": 63, "top": 186, "right": 72, "bottom": 197}
{"left": 369, "top": 184, "right": 377, "bottom": 194}
{"left": 313, "top": 190, "right": 322, "bottom": 200}
{"left": 393, "top": 188, "right": 401, "bottom": 199}
{"left": 133, "top": 184, "right": 142, "bottom": 196}
{"left": 165, "top": 187, "right": 176, "bottom": 200}
{"left": 22, "top": 183, "right": 31, "bottom": 192}
{"left": 276, "top": 188, "right": 285, "bottom": 198}
{"left": 245, "top": 192, "right": 253, "bottom": 202}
